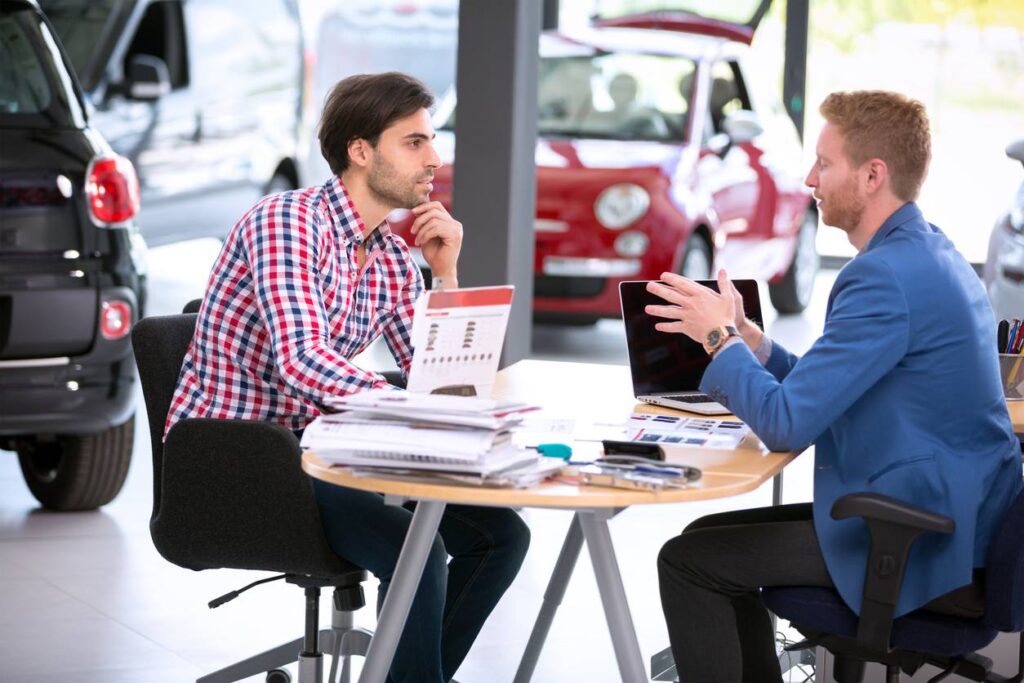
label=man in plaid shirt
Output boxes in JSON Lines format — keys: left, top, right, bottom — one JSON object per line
{"left": 167, "top": 72, "right": 529, "bottom": 683}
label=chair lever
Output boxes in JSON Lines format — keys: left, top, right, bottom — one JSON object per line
{"left": 208, "top": 573, "right": 288, "bottom": 609}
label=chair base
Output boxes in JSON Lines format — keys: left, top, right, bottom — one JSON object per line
{"left": 787, "top": 627, "right": 1024, "bottom": 683}
{"left": 197, "top": 586, "right": 372, "bottom": 683}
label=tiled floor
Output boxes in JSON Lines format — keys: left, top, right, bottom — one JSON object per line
{"left": 1, "top": 239, "right": 1014, "bottom": 682}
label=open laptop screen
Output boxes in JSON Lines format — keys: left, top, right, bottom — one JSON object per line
{"left": 619, "top": 279, "right": 763, "bottom": 396}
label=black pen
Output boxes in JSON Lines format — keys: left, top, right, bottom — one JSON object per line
{"left": 998, "top": 319, "right": 1010, "bottom": 354}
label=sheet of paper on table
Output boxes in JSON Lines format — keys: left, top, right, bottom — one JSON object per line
{"left": 406, "top": 285, "right": 515, "bottom": 397}
{"left": 576, "top": 412, "right": 757, "bottom": 451}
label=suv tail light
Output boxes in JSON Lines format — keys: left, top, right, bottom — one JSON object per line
{"left": 86, "top": 156, "right": 140, "bottom": 226}
{"left": 100, "top": 299, "right": 133, "bottom": 340}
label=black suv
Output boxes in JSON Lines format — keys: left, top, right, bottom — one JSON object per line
{"left": 0, "top": 0, "right": 146, "bottom": 510}
{"left": 38, "top": 0, "right": 308, "bottom": 246}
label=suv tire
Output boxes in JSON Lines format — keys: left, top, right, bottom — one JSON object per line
{"left": 16, "top": 416, "right": 134, "bottom": 511}
{"left": 769, "top": 207, "right": 819, "bottom": 314}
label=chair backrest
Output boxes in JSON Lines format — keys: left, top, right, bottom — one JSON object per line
{"left": 131, "top": 313, "right": 197, "bottom": 517}
{"left": 986, "top": 484, "right": 1024, "bottom": 632}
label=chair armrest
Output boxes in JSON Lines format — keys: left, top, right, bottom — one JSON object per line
{"left": 831, "top": 493, "right": 955, "bottom": 653}
{"left": 154, "top": 418, "right": 344, "bottom": 575}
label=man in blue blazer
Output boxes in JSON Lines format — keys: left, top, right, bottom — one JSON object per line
{"left": 648, "top": 90, "right": 1024, "bottom": 682}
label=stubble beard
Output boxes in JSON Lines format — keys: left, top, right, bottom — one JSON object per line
{"left": 367, "top": 153, "right": 430, "bottom": 210}
{"left": 820, "top": 179, "right": 866, "bottom": 236}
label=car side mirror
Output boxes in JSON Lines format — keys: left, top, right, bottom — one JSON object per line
{"left": 125, "top": 55, "right": 171, "bottom": 101}
{"left": 1007, "top": 139, "right": 1024, "bottom": 169}
{"left": 723, "top": 110, "right": 764, "bottom": 145}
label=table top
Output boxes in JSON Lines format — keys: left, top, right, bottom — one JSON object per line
{"left": 1008, "top": 400, "right": 1024, "bottom": 435}
{"left": 302, "top": 359, "right": 798, "bottom": 509}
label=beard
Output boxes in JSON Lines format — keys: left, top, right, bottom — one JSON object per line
{"left": 818, "top": 176, "right": 866, "bottom": 234}
{"left": 366, "top": 151, "right": 431, "bottom": 210}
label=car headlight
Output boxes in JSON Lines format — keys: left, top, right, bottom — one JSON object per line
{"left": 614, "top": 231, "right": 650, "bottom": 257}
{"left": 594, "top": 183, "right": 650, "bottom": 230}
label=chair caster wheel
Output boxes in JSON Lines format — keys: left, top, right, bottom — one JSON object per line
{"left": 266, "top": 669, "right": 292, "bottom": 683}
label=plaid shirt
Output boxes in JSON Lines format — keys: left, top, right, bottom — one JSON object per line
{"left": 165, "top": 176, "right": 423, "bottom": 435}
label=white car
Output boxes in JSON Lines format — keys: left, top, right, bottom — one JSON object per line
{"left": 984, "top": 139, "right": 1024, "bottom": 322}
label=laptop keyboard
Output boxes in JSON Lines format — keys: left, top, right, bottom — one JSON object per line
{"left": 662, "top": 394, "right": 715, "bottom": 403}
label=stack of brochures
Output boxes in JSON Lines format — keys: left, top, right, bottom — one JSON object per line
{"left": 303, "top": 390, "right": 554, "bottom": 485}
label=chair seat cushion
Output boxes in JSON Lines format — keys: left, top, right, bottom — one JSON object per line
{"left": 762, "top": 586, "right": 998, "bottom": 657}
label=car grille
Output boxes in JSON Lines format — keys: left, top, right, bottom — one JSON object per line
{"left": 534, "top": 275, "right": 606, "bottom": 299}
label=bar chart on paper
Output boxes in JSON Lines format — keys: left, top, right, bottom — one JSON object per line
{"left": 406, "top": 286, "right": 515, "bottom": 397}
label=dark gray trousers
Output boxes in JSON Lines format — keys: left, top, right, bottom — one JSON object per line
{"left": 657, "top": 503, "right": 832, "bottom": 683}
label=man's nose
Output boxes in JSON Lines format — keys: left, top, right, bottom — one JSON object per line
{"left": 426, "top": 142, "right": 441, "bottom": 168}
{"left": 804, "top": 167, "right": 817, "bottom": 189}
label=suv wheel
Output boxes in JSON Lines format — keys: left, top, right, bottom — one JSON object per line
{"left": 769, "top": 207, "right": 819, "bottom": 314}
{"left": 16, "top": 416, "right": 134, "bottom": 511}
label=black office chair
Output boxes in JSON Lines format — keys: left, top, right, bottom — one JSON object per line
{"left": 132, "top": 307, "right": 372, "bottom": 683}
{"left": 762, "top": 491, "right": 1024, "bottom": 683}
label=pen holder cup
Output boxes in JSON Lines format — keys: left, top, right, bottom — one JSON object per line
{"left": 1000, "top": 354, "right": 1024, "bottom": 400}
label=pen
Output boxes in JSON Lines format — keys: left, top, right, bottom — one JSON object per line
{"left": 998, "top": 319, "right": 1010, "bottom": 354}
{"left": 634, "top": 464, "right": 687, "bottom": 477}
{"left": 1010, "top": 319, "right": 1021, "bottom": 354}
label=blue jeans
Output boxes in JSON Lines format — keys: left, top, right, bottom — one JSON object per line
{"left": 312, "top": 479, "right": 530, "bottom": 683}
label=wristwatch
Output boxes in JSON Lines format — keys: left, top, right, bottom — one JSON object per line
{"left": 703, "top": 325, "right": 740, "bottom": 355}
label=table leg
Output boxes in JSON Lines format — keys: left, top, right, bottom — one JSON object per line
{"left": 513, "top": 513, "right": 585, "bottom": 683}
{"left": 773, "top": 472, "right": 784, "bottom": 506}
{"left": 358, "top": 499, "right": 447, "bottom": 683}
{"left": 577, "top": 510, "right": 647, "bottom": 683}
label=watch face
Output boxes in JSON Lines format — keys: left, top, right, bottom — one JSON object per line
{"left": 707, "top": 328, "right": 722, "bottom": 347}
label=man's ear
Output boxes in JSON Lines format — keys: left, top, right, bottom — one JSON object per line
{"left": 863, "top": 158, "right": 888, "bottom": 195}
{"left": 347, "top": 138, "right": 371, "bottom": 170}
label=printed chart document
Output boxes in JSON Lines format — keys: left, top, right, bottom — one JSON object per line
{"left": 406, "top": 286, "right": 515, "bottom": 397}
{"left": 577, "top": 412, "right": 758, "bottom": 452}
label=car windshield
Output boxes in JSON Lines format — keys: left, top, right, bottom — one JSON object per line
{"left": 38, "top": 0, "right": 121, "bottom": 89}
{"left": 440, "top": 51, "right": 696, "bottom": 143}
{"left": 536, "top": 52, "right": 695, "bottom": 142}
{"left": 0, "top": 4, "right": 81, "bottom": 128}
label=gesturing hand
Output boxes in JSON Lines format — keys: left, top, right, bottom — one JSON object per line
{"left": 644, "top": 269, "right": 737, "bottom": 345}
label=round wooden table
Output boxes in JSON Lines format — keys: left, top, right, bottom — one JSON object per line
{"left": 303, "top": 359, "right": 799, "bottom": 683}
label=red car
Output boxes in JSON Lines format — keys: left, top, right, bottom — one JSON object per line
{"left": 392, "top": 10, "right": 817, "bottom": 322}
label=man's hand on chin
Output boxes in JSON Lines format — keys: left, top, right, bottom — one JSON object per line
{"left": 410, "top": 200, "right": 462, "bottom": 288}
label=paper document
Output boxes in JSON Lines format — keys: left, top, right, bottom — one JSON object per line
{"left": 577, "top": 413, "right": 755, "bottom": 451}
{"left": 349, "top": 457, "right": 565, "bottom": 488}
{"left": 323, "top": 389, "right": 537, "bottom": 430}
{"left": 406, "top": 286, "right": 515, "bottom": 396}
{"left": 301, "top": 418, "right": 510, "bottom": 457}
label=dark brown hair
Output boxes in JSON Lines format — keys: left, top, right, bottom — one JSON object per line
{"left": 318, "top": 72, "right": 435, "bottom": 174}
{"left": 820, "top": 90, "right": 931, "bottom": 202}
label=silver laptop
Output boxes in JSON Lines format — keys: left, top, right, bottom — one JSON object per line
{"left": 619, "top": 279, "right": 763, "bottom": 415}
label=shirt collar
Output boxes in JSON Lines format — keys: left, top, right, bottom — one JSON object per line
{"left": 323, "top": 176, "right": 393, "bottom": 247}
{"left": 863, "top": 202, "right": 922, "bottom": 253}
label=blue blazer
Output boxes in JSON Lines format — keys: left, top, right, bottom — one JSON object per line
{"left": 702, "top": 202, "right": 1023, "bottom": 616}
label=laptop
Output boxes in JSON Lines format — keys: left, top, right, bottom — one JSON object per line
{"left": 619, "top": 279, "right": 763, "bottom": 415}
